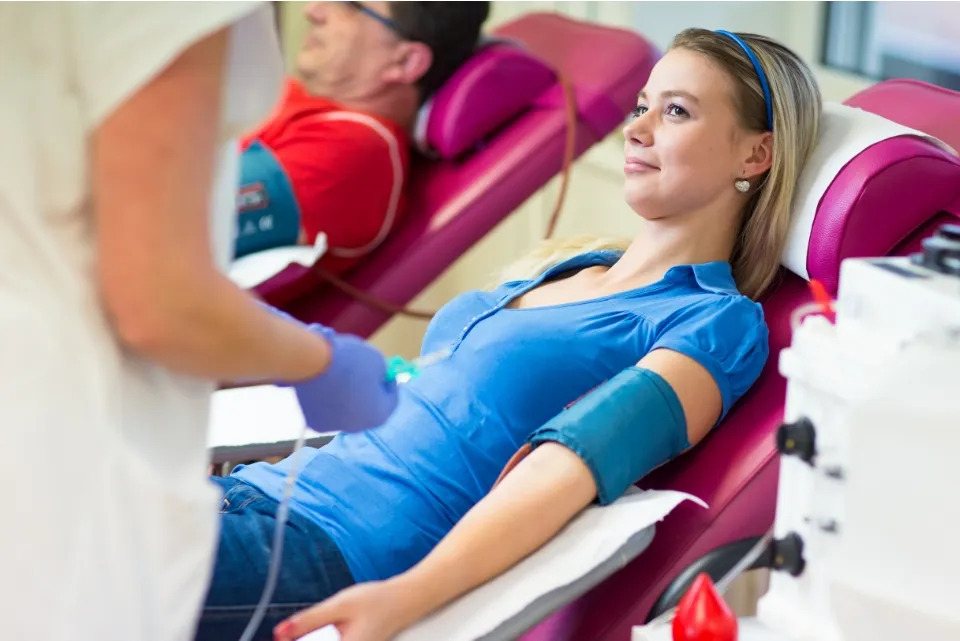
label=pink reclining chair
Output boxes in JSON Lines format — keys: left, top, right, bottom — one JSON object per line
{"left": 515, "top": 80, "right": 960, "bottom": 641}
{"left": 251, "top": 13, "right": 659, "bottom": 333}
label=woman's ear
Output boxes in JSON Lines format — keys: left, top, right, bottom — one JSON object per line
{"left": 382, "top": 41, "right": 433, "bottom": 86}
{"left": 741, "top": 131, "right": 774, "bottom": 179}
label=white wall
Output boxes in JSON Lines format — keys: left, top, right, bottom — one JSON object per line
{"left": 277, "top": 2, "right": 875, "bottom": 359}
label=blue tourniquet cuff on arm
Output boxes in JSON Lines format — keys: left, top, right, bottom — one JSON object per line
{"left": 234, "top": 140, "right": 302, "bottom": 258}
{"left": 526, "top": 366, "right": 691, "bottom": 505}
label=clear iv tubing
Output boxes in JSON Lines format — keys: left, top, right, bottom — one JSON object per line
{"left": 790, "top": 301, "right": 831, "bottom": 333}
{"left": 411, "top": 348, "right": 453, "bottom": 368}
{"left": 237, "top": 418, "right": 310, "bottom": 641}
{"left": 237, "top": 349, "right": 450, "bottom": 641}
{"left": 389, "top": 348, "right": 453, "bottom": 383}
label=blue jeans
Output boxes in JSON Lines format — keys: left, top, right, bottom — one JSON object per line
{"left": 195, "top": 477, "right": 355, "bottom": 641}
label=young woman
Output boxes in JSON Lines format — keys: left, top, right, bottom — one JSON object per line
{"left": 196, "top": 27, "right": 822, "bottom": 641}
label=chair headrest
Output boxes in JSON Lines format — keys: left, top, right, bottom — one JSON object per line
{"left": 413, "top": 37, "right": 557, "bottom": 160}
{"left": 845, "top": 79, "right": 960, "bottom": 156}
{"left": 781, "top": 102, "right": 959, "bottom": 293}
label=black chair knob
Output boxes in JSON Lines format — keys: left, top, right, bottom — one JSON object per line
{"left": 913, "top": 223, "right": 960, "bottom": 276}
{"left": 776, "top": 417, "right": 817, "bottom": 465}
{"left": 770, "top": 532, "right": 806, "bottom": 577}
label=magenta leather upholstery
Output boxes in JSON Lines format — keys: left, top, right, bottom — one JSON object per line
{"left": 843, "top": 78, "right": 960, "bottom": 226}
{"left": 516, "top": 80, "right": 960, "bottom": 641}
{"left": 254, "top": 13, "right": 660, "bottom": 332}
{"left": 846, "top": 79, "right": 960, "bottom": 154}
{"left": 414, "top": 40, "right": 557, "bottom": 159}
{"left": 806, "top": 136, "right": 959, "bottom": 294}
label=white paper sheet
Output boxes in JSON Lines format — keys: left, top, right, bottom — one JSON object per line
{"left": 303, "top": 489, "right": 707, "bottom": 641}
{"left": 780, "top": 102, "right": 956, "bottom": 281}
{"left": 207, "top": 385, "right": 323, "bottom": 449}
{"left": 229, "top": 233, "right": 328, "bottom": 289}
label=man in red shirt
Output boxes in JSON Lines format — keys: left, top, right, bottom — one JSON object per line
{"left": 235, "top": 1, "right": 490, "bottom": 276}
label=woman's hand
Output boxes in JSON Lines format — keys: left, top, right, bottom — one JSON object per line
{"left": 274, "top": 444, "right": 597, "bottom": 641}
{"left": 273, "top": 581, "right": 418, "bottom": 641}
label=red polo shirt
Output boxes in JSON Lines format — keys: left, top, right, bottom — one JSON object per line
{"left": 238, "top": 79, "right": 411, "bottom": 275}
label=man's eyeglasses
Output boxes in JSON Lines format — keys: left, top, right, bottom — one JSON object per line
{"left": 343, "top": 1, "right": 411, "bottom": 40}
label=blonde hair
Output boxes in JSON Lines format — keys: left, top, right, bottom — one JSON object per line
{"left": 492, "top": 235, "right": 631, "bottom": 287}
{"left": 496, "top": 29, "right": 822, "bottom": 301}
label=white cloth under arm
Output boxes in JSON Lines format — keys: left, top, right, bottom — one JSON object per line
{"left": 0, "top": 4, "right": 282, "bottom": 641}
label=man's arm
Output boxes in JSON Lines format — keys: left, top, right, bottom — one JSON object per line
{"left": 234, "top": 140, "right": 305, "bottom": 257}
{"left": 234, "top": 115, "right": 405, "bottom": 268}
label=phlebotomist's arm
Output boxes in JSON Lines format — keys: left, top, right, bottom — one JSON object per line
{"left": 94, "top": 27, "right": 331, "bottom": 384}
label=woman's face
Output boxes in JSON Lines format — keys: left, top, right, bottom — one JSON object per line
{"left": 622, "top": 48, "right": 760, "bottom": 221}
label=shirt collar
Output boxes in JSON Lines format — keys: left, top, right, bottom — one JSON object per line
{"left": 682, "top": 261, "right": 740, "bottom": 295}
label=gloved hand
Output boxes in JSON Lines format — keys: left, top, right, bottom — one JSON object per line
{"left": 290, "top": 325, "right": 399, "bottom": 434}
{"left": 258, "top": 301, "right": 399, "bottom": 432}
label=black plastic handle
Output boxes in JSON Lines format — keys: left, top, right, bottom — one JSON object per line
{"left": 645, "top": 533, "right": 806, "bottom": 622}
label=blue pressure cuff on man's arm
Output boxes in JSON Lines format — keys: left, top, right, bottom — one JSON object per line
{"left": 234, "top": 140, "right": 303, "bottom": 259}
{"left": 527, "top": 367, "right": 691, "bottom": 506}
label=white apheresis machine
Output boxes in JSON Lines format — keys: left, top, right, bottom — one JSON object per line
{"left": 756, "top": 223, "right": 960, "bottom": 641}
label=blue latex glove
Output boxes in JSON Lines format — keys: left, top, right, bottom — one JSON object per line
{"left": 292, "top": 326, "right": 399, "bottom": 434}
{"left": 258, "top": 302, "right": 398, "bottom": 433}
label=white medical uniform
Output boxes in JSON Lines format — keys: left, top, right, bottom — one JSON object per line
{"left": 0, "top": 4, "right": 282, "bottom": 641}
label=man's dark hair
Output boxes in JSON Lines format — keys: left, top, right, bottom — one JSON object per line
{"left": 390, "top": 2, "right": 491, "bottom": 103}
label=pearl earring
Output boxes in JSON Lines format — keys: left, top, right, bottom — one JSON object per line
{"left": 735, "top": 179, "right": 750, "bottom": 193}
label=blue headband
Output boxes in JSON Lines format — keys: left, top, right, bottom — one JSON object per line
{"left": 715, "top": 30, "right": 774, "bottom": 131}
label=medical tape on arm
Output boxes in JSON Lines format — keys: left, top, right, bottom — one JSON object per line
{"left": 519, "top": 367, "right": 691, "bottom": 505}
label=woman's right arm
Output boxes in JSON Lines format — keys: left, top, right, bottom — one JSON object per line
{"left": 91, "top": 27, "right": 331, "bottom": 384}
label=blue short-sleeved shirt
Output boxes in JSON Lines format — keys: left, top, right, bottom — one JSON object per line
{"left": 232, "top": 251, "right": 769, "bottom": 583}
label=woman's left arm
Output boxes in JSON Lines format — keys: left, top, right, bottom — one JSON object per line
{"left": 277, "top": 348, "right": 722, "bottom": 641}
